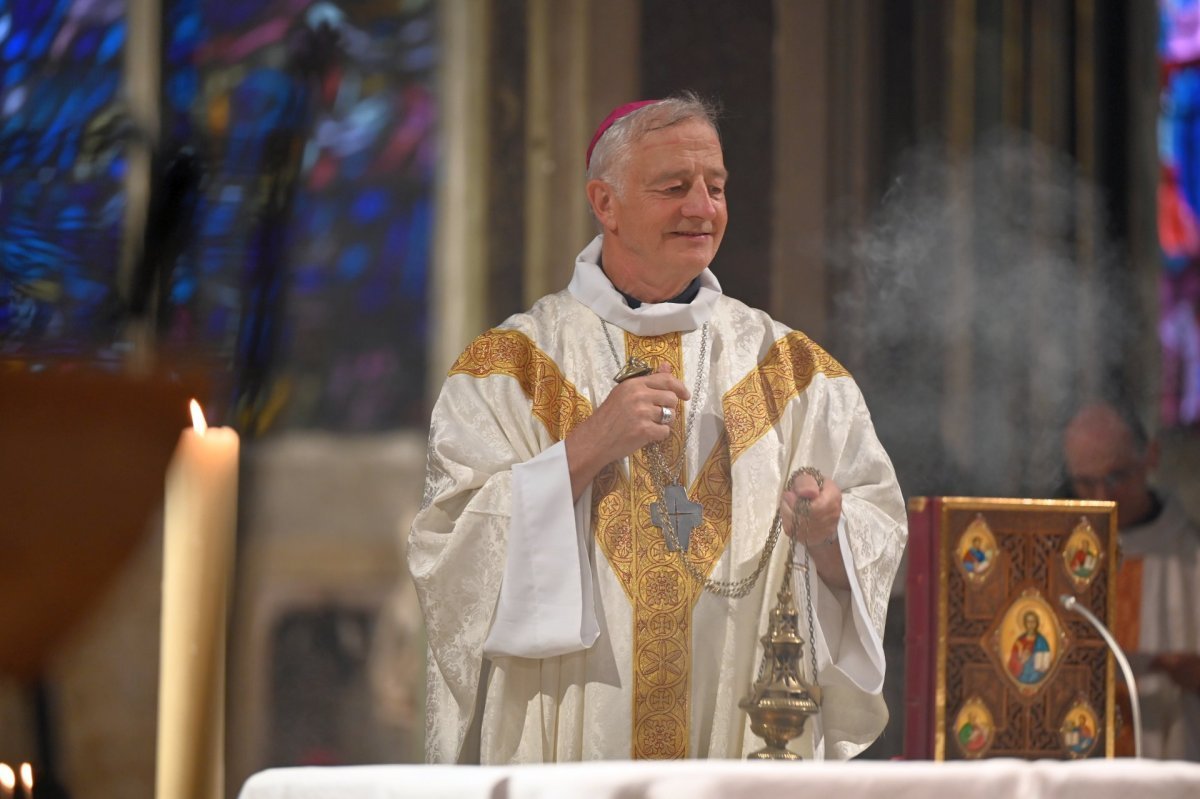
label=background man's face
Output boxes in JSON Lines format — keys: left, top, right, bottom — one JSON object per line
{"left": 1064, "top": 425, "right": 1149, "bottom": 527}
{"left": 604, "top": 119, "right": 728, "bottom": 295}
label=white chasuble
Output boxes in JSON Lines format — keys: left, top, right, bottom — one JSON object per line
{"left": 408, "top": 237, "right": 907, "bottom": 764}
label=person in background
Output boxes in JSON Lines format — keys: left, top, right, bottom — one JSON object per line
{"left": 1063, "top": 401, "right": 1200, "bottom": 759}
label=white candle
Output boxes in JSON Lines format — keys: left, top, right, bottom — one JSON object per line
{"left": 0, "top": 763, "right": 14, "bottom": 798}
{"left": 155, "top": 401, "right": 239, "bottom": 799}
{"left": 17, "top": 764, "right": 29, "bottom": 799}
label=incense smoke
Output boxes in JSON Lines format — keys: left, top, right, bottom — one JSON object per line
{"left": 835, "top": 130, "right": 1141, "bottom": 499}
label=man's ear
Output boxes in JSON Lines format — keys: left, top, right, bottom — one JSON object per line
{"left": 586, "top": 179, "right": 617, "bottom": 231}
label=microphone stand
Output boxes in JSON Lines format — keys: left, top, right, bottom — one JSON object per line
{"left": 1059, "top": 594, "right": 1142, "bottom": 758}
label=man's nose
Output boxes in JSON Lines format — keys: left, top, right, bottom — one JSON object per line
{"left": 682, "top": 183, "right": 717, "bottom": 219}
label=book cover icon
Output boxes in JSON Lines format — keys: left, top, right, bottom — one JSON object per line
{"left": 905, "top": 498, "right": 1118, "bottom": 760}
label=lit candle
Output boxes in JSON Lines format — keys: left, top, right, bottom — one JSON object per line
{"left": 156, "top": 400, "right": 239, "bottom": 799}
{"left": 17, "top": 764, "right": 29, "bottom": 799}
{"left": 0, "top": 763, "right": 14, "bottom": 798}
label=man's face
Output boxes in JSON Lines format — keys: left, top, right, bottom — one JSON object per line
{"left": 591, "top": 119, "right": 728, "bottom": 299}
{"left": 1024, "top": 612, "right": 1038, "bottom": 633}
{"left": 1064, "top": 426, "right": 1150, "bottom": 528}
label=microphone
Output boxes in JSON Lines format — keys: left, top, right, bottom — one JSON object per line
{"left": 1058, "top": 594, "right": 1142, "bottom": 758}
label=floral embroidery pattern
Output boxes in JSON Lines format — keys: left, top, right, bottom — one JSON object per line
{"left": 594, "top": 464, "right": 634, "bottom": 588}
{"left": 449, "top": 328, "right": 592, "bottom": 441}
{"left": 626, "top": 331, "right": 694, "bottom": 760}
{"left": 642, "top": 567, "right": 684, "bottom": 609}
{"left": 723, "top": 332, "right": 849, "bottom": 464}
{"left": 639, "top": 639, "right": 687, "bottom": 686}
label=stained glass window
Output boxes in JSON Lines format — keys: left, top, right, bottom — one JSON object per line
{"left": 1159, "top": 0, "right": 1200, "bottom": 427}
{"left": 0, "top": 0, "right": 130, "bottom": 358}
{"left": 169, "top": 0, "right": 437, "bottom": 430}
{"left": 2, "top": 0, "right": 437, "bottom": 431}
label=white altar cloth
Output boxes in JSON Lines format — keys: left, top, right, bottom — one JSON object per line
{"left": 238, "top": 758, "right": 1200, "bottom": 799}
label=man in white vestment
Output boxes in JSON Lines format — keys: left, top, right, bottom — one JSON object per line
{"left": 408, "top": 94, "right": 907, "bottom": 763}
{"left": 1064, "top": 402, "right": 1200, "bottom": 760}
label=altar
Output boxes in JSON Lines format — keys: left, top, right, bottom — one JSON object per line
{"left": 238, "top": 758, "right": 1200, "bottom": 799}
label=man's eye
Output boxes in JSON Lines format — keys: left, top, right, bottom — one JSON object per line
{"left": 709, "top": 185, "right": 724, "bottom": 197}
{"left": 663, "top": 185, "right": 684, "bottom": 193}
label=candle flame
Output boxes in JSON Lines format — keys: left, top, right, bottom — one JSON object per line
{"left": 189, "top": 399, "right": 208, "bottom": 435}
{"left": 0, "top": 763, "right": 13, "bottom": 790}
{"left": 17, "top": 763, "right": 30, "bottom": 789}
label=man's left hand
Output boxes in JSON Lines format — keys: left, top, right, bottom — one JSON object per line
{"left": 780, "top": 470, "right": 843, "bottom": 549}
{"left": 779, "top": 470, "right": 850, "bottom": 590}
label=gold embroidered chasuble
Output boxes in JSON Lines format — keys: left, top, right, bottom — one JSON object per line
{"left": 438, "top": 319, "right": 863, "bottom": 760}
{"left": 410, "top": 252, "right": 906, "bottom": 764}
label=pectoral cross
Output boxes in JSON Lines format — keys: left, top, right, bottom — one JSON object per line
{"left": 650, "top": 484, "right": 703, "bottom": 552}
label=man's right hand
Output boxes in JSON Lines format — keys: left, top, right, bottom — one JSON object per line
{"left": 1150, "top": 652, "right": 1200, "bottom": 694}
{"left": 565, "top": 362, "right": 691, "bottom": 501}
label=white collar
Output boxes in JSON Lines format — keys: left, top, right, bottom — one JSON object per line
{"left": 566, "top": 235, "right": 722, "bottom": 336}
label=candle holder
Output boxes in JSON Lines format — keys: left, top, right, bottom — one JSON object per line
{"left": 739, "top": 540, "right": 820, "bottom": 760}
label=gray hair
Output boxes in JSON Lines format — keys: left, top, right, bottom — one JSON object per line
{"left": 585, "top": 91, "right": 721, "bottom": 194}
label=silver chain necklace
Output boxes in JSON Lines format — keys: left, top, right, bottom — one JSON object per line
{"left": 600, "top": 318, "right": 774, "bottom": 597}
{"left": 598, "top": 317, "right": 822, "bottom": 688}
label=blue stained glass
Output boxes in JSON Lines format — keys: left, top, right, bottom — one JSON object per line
{"left": 340, "top": 149, "right": 370, "bottom": 181}
{"left": 336, "top": 243, "right": 369, "bottom": 279}
{"left": 204, "top": 200, "right": 238, "bottom": 236}
{"left": 401, "top": 197, "right": 432, "bottom": 296}
{"left": 404, "top": 45, "right": 435, "bottom": 72}
{"left": 292, "top": 265, "right": 320, "bottom": 293}
{"left": 96, "top": 20, "right": 123, "bottom": 63}
{"left": 165, "top": 36, "right": 193, "bottom": 63}
{"left": 63, "top": 274, "right": 102, "bottom": 303}
{"left": 28, "top": 20, "right": 55, "bottom": 60}
{"left": 57, "top": 204, "right": 88, "bottom": 230}
{"left": 25, "top": 87, "right": 57, "bottom": 128}
{"left": 174, "top": 10, "right": 199, "bottom": 43}
{"left": 384, "top": 218, "right": 407, "bottom": 258}
{"left": 170, "top": 273, "right": 196, "bottom": 303}
{"left": 3, "top": 58, "right": 28, "bottom": 86}
{"left": 3, "top": 26, "right": 28, "bottom": 59}
{"left": 1, "top": 1, "right": 126, "bottom": 357}
{"left": 167, "top": 71, "right": 197, "bottom": 109}
{"left": 311, "top": 201, "right": 335, "bottom": 234}
{"left": 205, "top": 305, "right": 227, "bottom": 339}
{"left": 72, "top": 27, "right": 98, "bottom": 59}
{"left": 56, "top": 135, "right": 79, "bottom": 170}
{"left": 350, "top": 189, "right": 386, "bottom": 223}
{"left": 400, "top": 18, "right": 432, "bottom": 45}
{"left": 205, "top": 5, "right": 267, "bottom": 30}
{"left": 357, "top": 279, "right": 388, "bottom": 314}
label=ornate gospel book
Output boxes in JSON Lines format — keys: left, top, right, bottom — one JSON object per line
{"left": 904, "top": 497, "right": 1118, "bottom": 760}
